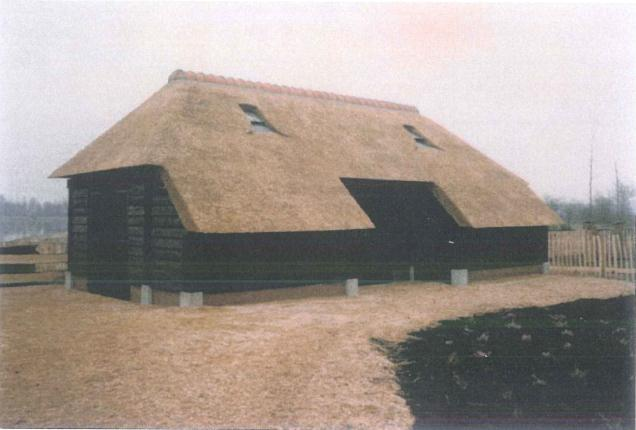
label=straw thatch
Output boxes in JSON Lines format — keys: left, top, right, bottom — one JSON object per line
{"left": 50, "top": 70, "right": 561, "bottom": 233}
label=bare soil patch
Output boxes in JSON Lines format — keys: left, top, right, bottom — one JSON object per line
{"left": 388, "top": 296, "right": 635, "bottom": 429}
{"left": 0, "top": 275, "right": 633, "bottom": 429}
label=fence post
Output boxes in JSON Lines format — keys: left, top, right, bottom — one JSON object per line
{"left": 595, "top": 234, "right": 602, "bottom": 277}
{"left": 587, "top": 232, "right": 592, "bottom": 274}
{"left": 600, "top": 233, "right": 606, "bottom": 278}
{"left": 612, "top": 234, "right": 619, "bottom": 280}
{"left": 626, "top": 234, "right": 632, "bottom": 282}
{"left": 577, "top": 230, "right": 582, "bottom": 270}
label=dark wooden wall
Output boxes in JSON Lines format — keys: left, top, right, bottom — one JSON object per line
{"left": 68, "top": 166, "right": 186, "bottom": 298}
{"left": 67, "top": 169, "right": 548, "bottom": 297}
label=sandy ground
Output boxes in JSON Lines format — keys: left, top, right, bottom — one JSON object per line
{"left": 0, "top": 274, "right": 633, "bottom": 429}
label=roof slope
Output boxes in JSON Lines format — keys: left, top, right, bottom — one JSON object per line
{"left": 51, "top": 70, "right": 561, "bottom": 233}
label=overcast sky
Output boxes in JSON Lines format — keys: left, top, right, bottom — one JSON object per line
{"left": 1, "top": 2, "right": 635, "bottom": 203}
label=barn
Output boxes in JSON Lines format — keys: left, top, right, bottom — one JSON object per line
{"left": 51, "top": 70, "right": 561, "bottom": 305}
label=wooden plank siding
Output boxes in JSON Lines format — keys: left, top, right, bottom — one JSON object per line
{"left": 67, "top": 166, "right": 186, "bottom": 296}
{"left": 148, "top": 179, "right": 186, "bottom": 288}
{"left": 0, "top": 237, "right": 67, "bottom": 286}
{"left": 0, "top": 272, "right": 65, "bottom": 285}
{"left": 68, "top": 186, "right": 88, "bottom": 276}
{"left": 0, "top": 254, "right": 67, "bottom": 264}
{"left": 127, "top": 183, "right": 146, "bottom": 282}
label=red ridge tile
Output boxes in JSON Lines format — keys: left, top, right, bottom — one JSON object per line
{"left": 168, "top": 69, "right": 418, "bottom": 113}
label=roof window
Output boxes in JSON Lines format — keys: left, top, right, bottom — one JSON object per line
{"left": 403, "top": 125, "right": 440, "bottom": 150}
{"left": 239, "top": 104, "right": 275, "bottom": 133}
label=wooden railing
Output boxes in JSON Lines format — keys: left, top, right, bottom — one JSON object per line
{"left": 0, "top": 236, "right": 67, "bottom": 286}
{"left": 548, "top": 229, "right": 636, "bottom": 282}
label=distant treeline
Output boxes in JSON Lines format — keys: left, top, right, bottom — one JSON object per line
{"left": 0, "top": 195, "right": 68, "bottom": 241}
{"left": 545, "top": 182, "right": 635, "bottom": 229}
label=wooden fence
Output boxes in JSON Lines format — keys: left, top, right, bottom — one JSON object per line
{"left": 0, "top": 236, "right": 67, "bottom": 286}
{"left": 548, "top": 229, "right": 636, "bottom": 282}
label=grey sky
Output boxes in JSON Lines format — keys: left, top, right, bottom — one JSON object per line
{"left": 1, "top": 2, "right": 635, "bottom": 203}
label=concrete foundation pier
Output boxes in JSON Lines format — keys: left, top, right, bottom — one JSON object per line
{"left": 64, "top": 271, "right": 72, "bottom": 290}
{"left": 179, "top": 291, "right": 203, "bottom": 307}
{"left": 345, "top": 278, "right": 359, "bottom": 297}
{"left": 451, "top": 269, "right": 468, "bottom": 286}
{"left": 140, "top": 285, "right": 152, "bottom": 305}
{"left": 542, "top": 262, "right": 550, "bottom": 274}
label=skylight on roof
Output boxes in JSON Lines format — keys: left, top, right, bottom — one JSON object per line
{"left": 403, "top": 125, "right": 440, "bottom": 150}
{"left": 239, "top": 104, "right": 275, "bottom": 133}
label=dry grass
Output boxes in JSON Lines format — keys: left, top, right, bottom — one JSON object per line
{"left": 0, "top": 275, "right": 633, "bottom": 429}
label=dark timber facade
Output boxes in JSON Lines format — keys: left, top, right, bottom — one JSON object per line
{"left": 68, "top": 166, "right": 548, "bottom": 300}
{"left": 69, "top": 166, "right": 185, "bottom": 299}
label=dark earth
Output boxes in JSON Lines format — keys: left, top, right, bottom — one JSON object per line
{"left": 385, "top": 295, "right": 635, "bottom": 429}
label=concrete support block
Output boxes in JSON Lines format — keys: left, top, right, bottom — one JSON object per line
{"left": 345, "top": 278, "right": 359, "bottom": 297}
{"left": 451, "top": 269, "right": 468, "bottom": 286}
{"left": 179, "top": 291, "right": 203, "bottom": 307}
{"left": 542, "top": 262, "right": 550, "bottom": 274}
{"left": 64, "top": 271, "right": 72, "bottom": 290}
{"left": 409, "top": 265, "right": 415, "bottom": 281}
{"left": 140, "top": 285, "right": 152, "bottom": 305}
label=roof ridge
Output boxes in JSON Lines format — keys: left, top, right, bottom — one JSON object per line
{"left": 168, "top": 69, "right": 419, "bottom": 113}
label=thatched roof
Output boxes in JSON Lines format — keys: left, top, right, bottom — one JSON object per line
{"left": 51, "top": 70, "right": 561, "bottom": 233}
